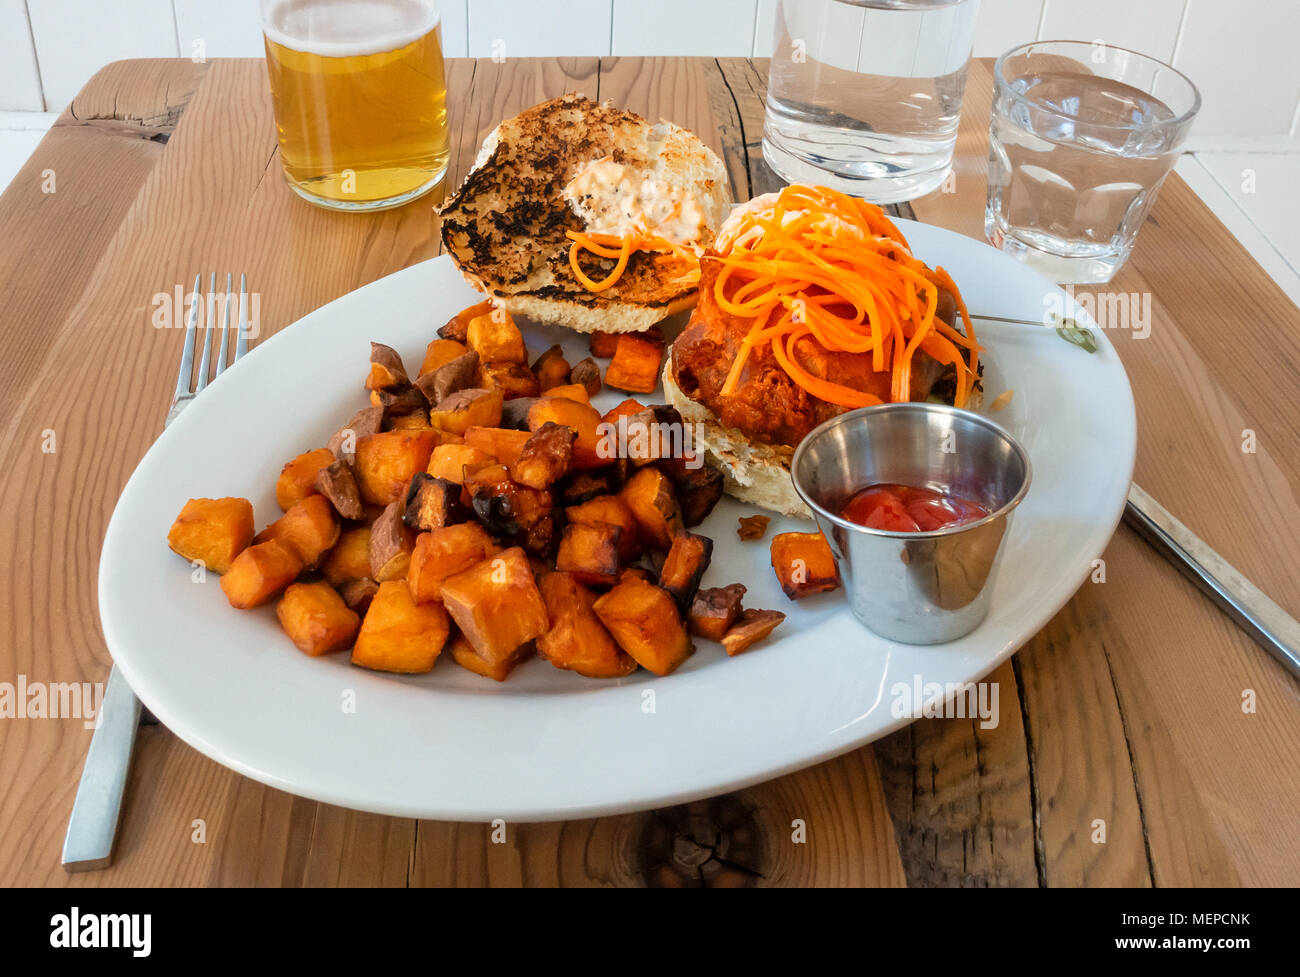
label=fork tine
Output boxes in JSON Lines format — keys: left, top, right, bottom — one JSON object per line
{"left": 235, "top": 274, "right": 250, "bottom": 362}
{"left": 195, "top": 272, "right": 217, "bottom": 392}
{"left": 173, "top": 273, "right": 202, "bottom": 400}
{"left": 214, "top": 272, "right": 233, "bottom": 376}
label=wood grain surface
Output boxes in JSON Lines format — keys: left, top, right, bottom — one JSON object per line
{"left": 0, "top": 56, "right": 1295, "bottom": 888}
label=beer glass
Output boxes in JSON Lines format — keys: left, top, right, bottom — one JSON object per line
{"left": 261, "top": 0, "right": 451, "bottom": 211}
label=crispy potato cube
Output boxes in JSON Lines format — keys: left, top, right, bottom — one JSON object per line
{"left": 275, "top": 448, "right": 336, "bottom": 511}
{"left": 439, "top": 299, "right": 493, "bottom": 343}
{"left": 354, "top": 429, "right": 439, "bottom": 505}
{"left": 541, "top": 382, "right": 590, "bottom": 404}
{"left": 463, "top": 464, "right": 555, "bottom": 557}
{"left": 312, "top": 459, "right": 364, "bottom": 520}
{"left": 721, "top": 608, "right": 786, "bottom": 656}
{"left": 527, "top": 397, "right": 605, "bottom": 469}
{"left": 532, "top": 344, "right": 571, "bottom": 392}
{"left": 555, "top": 521, "right": 622, "bottom": 587}
{"left": 556, "top": 468, "right": 620, "bottom": 506}
{"left": 589, "top": 330, "right": 619, "bottom": 358}
{"left": 385, "top": 409, "right": 433, "bottom": 431}
{"left": 537, "top": 572, "right": 637, "bottom": 678}
{"left": 604, "top": 332, "right": 664, "bottom": 393}
{"left": 601, "top": 397, "right": 648, "bottom": 427}
{"left": 415, "top": 349, "right": 479, "bottom": 405}
{"left": 448, "top": 632, "right": 530, "bottom": 682}
{"left": 440, "top": 547, "right": 549, "bottom": 665}
{"left": 419, "top": 338, "right": 470, "bottom": 377}
{"left": 463, "top": 426, "right": 532, "bottom": 467}
{"left": 618, "top": 467, "right": 684, "bottom": 551}
{"left": 167, "top": 497, "right": 255, "bottom": 574}
{"left": 321, "top": 527, "right": 372, "bottom": 586}
{"left": 467, "top": 310, "right": 526, "bottom": 364}
{"left": 689, "top": 584, "right": 747, "bottom": 641}
{"left": 369, "top": 501, "right": 416, "bottom": 581}
{"left": 427, "top": 443, "right": 497, "bottom": 484}
{"left": 254, "top": 494, "right": 340, "bottom": 569}
{"left": 510, "top": 421, "right": 574, "bottom": 489}
{"left": 340, "top": 577, "right": 379, "bottom": 615}
{"left": 475, "top": 361, "right": 540, "bottom": 400}
{"left": 770, "top": 531, "right": 841, "bottom": 600}
{"left": 620, "top": 566, "right": 656, "bottom": 585}
{"left": 658, "top": 531, "right": 714, "bottom": 612}
{"left": 592, "top": 576, "right": 693, "bottom": 676}
{"left": 327, "top": 406, "right": 383, "bottom": 463}
{"left": 366, "top": 342, "right": 410, "bottom": 390}
{"left": 351, "top": 580, "right": 449, "bottom": 673}
{"left": 407, "top": 522, "right": 500, "bottom": 604}
{"left": 220, "top": 538, "right": 303, "bottom": 609}
{"left": 429, "top": 387, "right": 503, "bottom": 435}
{"left": 566, "top": 493, "right": 641, "bottom": 562}
{"left": 658, "top": 453, "right": 724, "bottom": 527}
{"left": 276, "top": 581, "right": 361, "bottom": 656}
{"left": 569, "top": 358, "right": 602, "bottom": 397}
{"left": 402, "top": 473, "right": 465, "bottom": 532}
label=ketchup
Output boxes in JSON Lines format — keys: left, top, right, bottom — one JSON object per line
{"left": 841, "top": 483, "right": 991, "bottom": 532}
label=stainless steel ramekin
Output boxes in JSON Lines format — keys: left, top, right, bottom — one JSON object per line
{"left": 791, "top": 403, "right": 1031, "bottom": 644}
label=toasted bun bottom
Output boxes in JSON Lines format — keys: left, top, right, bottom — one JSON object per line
{"left": 661, "top": 360, "right": 813, "bottom": 520}
{"left": 459, "top": 273, "right": 699, "bottom": 335}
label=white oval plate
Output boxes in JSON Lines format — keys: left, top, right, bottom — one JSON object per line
{"left": 100, "top": 220, "right": 1135, "bottom": 821}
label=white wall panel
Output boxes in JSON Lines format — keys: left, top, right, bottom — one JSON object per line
{"left": 612, "top": 0, "right": 756, "bottom": 57}
{"left": 468, "top": 0, "right": 609, "bottom": 58}
{"left": 0, "top": 0, "right": 43, "bottom": 111}
{"left": 174, "top": 0, "right": 264, "bottom": 59}
{"left": 1039, "top": 0, "right": 1186, "bottom": 63}
{"left": 973, "top": 0, "right": 1042, "bottom": 57}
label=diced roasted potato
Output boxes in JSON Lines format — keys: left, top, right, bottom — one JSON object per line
{"left": 440, "top": 547, "right": 549, "bottom": 665}
{"left": 351, "top": 580, "right": 449, "bottom": 673}
{"left": 566, "top": 493, "right": 641, "bottom": 562}
{"left": 167, "top": 497, "right": 255, "bottom": 574}
{"left": 429, "top": 387, "right": 503, "bottom": 435}
{"left": 604, "top": 331, "right": 664, "bottom": 393}
{"left": 463, "top": 426, "right": 531, "bottom": 467}
{"left": 555, "top": 520, "right": 622, "bottom": 587}
{"left": 439, "top": 299, "right": 493, "bottom": 343}
{"left": 354, "top": 429, "right": 439, "bottom": 505}
{"left": 426, "top": 443, "right": 496, "bottom": 484}
{"left": 402, "top": 473, "right": 465, "bottom": 532}
{"left": 569, "top": 357, "right": 602, "bottom": 397}
{"left": 463, "top": 463, "right": 555, "bottom": 557}
{"left": 541, "top": 382, "right": 590, "bottom": 404}
{"left": 376, "top": 384, "right": 429, "bottom": 417}
{"left": 589, "top": 330, "right": 619, "bottom": 358}
{"left": 419, "top": 337, "right": 470, "bottom": 377}
{"left": 383, "top": 406, "right": 433, "bottom": 430}
{"left": 770, "top": 531, "right": 841, "bottom": 600}
{"left": 527, "top": 397, "right": 605, "bottom": 469}
{"left": 365, "top": 342, "right": 410, "bottom": 390}
{"left": 689, "top": 584, "right": 747, "bottom": 641}
{"left": 619, "top": 566, "right": 656, "bottom": 585}
{"left": 407, "top": 521, "right": 500, "bottom": 604}
{"left": 276, "top": 581, "right": 361, "bottom": 656}
{"left": 254, "top": 494, "right": 341, "bottom": 569}
{"left": 531, "top": 344, "right": 571, "bottom": 392}
{"left": 618, "top": 467, "right": 684, "bottom": 551}
{"left": 275, "top": 448, "right": 336, "bottom": 511}
{"left": 448, "top": 631, "right": 531, "bottom": 682}
{"left": 721, "top": 608, "right": 786, "bottom": 656}
{"left": 220, "top": 538, "right": 303, "bottom": 609}
{"left": 327, "top": 406, "right": 384, "bottom": 463}
{"left": 617, "top": 405, "right": 684, "bottom": 465}
{"left": 601, "top": 397, "right": 648, "bottom": 427}
{"left": 475, "top": 361, "right": 540, "bottom": 400}
{"left": 321, "top": 526, "right": 371, "bottom": 587}
{"left": 537, "top": 572, "right": 637, "bottom": 678}
{"left": 592, "top": 576, "right": 694, "bottom": 676}
{"left": 737, "top": 514, "right": 770, "bottom": 541}
{"left": 415, "top": 349, "right": 479, "bottom": 405}
{"left": 368, "top": 501, "right": 416, "bottom": 581}
{"left": 501, "top": 396, "right": 540, "bottom": 430}
{"left": 466, "top": 309, "right": 527, "bottom": 364}
{"left": 657, "top": 453, "right": 724, "bottom": 527}
{"left": 313, "top": 459, "right": 364, "bottom": 520}
{"left": 510, "top": 421, "right": 575, "bottom": 490}
{"left": 556, "top": 467, "right": 620, "bottom": 506}
{"left": 658, "top": 531, "right": 714, "bottom": 612}
{"left": 339, "top": 577, "right": 379, "bottom": 615}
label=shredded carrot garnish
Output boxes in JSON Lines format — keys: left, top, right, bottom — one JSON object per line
{"left": 712, "top": 185, "right": 980, "bottom": 408}
{"left": 567, "top": 230, "right": 701, "bottom": 292}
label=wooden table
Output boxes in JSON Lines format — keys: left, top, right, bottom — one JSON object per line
{"left": 1, "top": 56, "right": 1297, "bottom": 888}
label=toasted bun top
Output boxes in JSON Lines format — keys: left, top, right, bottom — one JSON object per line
{"left": 437, "top": 95, "right": 730, "bottom": 331}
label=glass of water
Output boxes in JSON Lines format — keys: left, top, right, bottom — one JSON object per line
{"left": 986, "top": 40, "right": 1200, "bottom": 283}
{"left": 762, "top": 0, "right": 979, "bottom": 203}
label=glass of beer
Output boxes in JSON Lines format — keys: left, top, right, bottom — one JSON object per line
{"left": 261, "top": 0, "right": 450, "bottom": 211}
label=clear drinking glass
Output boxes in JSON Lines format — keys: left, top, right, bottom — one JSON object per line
{"left": 986, "top": 40, "right": 1200, "bottom": 283}
{"left": 261, "top": 0, "right": 451, "bottom": 212}
{"left": 762, "top": 0, "right": 980, "bottom": 203}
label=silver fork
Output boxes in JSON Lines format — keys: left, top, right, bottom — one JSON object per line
{"left": 62, "top": 273, "right": 254, "bottom": 871}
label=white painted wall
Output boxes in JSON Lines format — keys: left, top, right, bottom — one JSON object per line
{"left": 2, "top": 0, "right": 1299, "bottom": 146}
